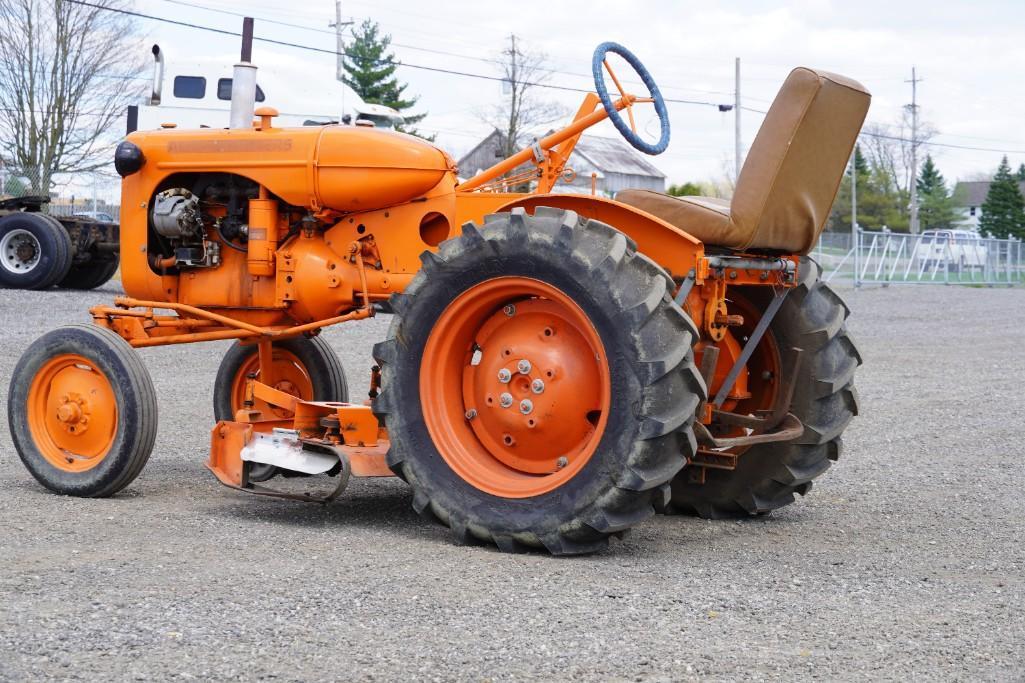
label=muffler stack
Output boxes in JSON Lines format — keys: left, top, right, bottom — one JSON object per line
{"left": 229, "top": 17, "right": 258, "bottom": 130}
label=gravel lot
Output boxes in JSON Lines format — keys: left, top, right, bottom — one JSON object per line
{"left": 1, "top": 280, "right": 1023, "bottom": 681}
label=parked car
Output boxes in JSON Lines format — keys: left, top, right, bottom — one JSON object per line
{"left": 74, "top": 210, "right": 116, "bottom": 223}
{"left": 915, "top": 229, "right": 987, "bottom": 272}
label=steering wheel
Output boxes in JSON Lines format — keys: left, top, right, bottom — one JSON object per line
{"left": 592, "top": 42, "right": 670, "bottom": 155}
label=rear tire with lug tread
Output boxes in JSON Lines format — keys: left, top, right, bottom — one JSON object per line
{"left": 8, "top": 324, "right": 158, "bottom": 497}
{"left": 373, "top": 207, "right": 705, "bottom": 554}
{"left": 665, "top": 258, "right": 860, "bottom": 518}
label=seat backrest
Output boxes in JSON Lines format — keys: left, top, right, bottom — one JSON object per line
{"left": 731, "top": 68, "right": 870, "bottom": 253}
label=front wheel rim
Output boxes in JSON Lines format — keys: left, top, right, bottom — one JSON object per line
{"left": 229, "top": 348, "right": 315, "bottom": 419}
{"left": 1, "top": 228, "right": 42, "bottom": 274}
{"left": 27, "top": 354, "right": 118, "bottom": 472}
{"left": 420, "top": 277, "right": 611, "bottom": 498}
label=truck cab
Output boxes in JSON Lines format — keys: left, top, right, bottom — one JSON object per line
{"left": 138, "top": 45, "right": 404, "bottom": 132}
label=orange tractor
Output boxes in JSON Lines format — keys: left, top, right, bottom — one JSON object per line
{"left": 7, "top": 33, "right": 868, "bottom": 554}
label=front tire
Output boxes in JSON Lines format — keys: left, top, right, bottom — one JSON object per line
{"left": 373, "top": 208, "right": 705, "bottom": 554}
{"left": 213, "top": 336, "right": 348, "bottom": 482}
{"left": 8, "top": 324, "right": 158, "bottom": 497}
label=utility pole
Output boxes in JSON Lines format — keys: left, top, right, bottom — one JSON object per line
{"left": 734, "top": 57, "right": 742, "bottom": 185}
{"left": 851, "top": 152, "right": 858, "bottom": 236}
{"left": 906, "top": 66, "right": 922, "bottom": 234}
{"left": 329, "top": 1, "right": 353, "bottom": 82}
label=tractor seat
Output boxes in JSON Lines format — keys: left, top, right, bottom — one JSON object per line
{"left": 618, "top": 67, "right": 871, "bottom": 254}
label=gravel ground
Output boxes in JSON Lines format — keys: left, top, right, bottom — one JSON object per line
{"left": 1, "top": 280, "right": 1023, "bottom": 682}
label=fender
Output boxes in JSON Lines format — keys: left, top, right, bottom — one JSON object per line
{"left": 494, "top": 193, "right": 704, "bottom": 280}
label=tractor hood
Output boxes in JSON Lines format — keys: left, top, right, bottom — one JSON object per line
{"left": 126, "top": 123, "right": 454, "bottom": 213}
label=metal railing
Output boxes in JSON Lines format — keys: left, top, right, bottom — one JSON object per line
{"left": 818, "top": 228, "right": 1024, "bottom": 287}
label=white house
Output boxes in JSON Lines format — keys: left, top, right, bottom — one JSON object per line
{"left": 951, "top": 180, "right": 1025, "bottom": 231}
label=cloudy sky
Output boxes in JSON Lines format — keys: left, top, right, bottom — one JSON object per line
{"left": 133, "top": 0, "right": 1025, "bottom": 188}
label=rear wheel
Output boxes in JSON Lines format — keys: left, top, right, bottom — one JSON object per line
{"left": 0, "top": 213, "right": 72, "bottom": 290}
{"left": 213, "top": 336, "right": 348, "bottom": 481}
{"left": 666, "top": 258, "right": 860, "bottom": 517}
{"left": 374, "top": 208, "right": 704, "bottom": 554}
{"left": 8, "top": 324, "right": 158, "bottom": 497}
{"left": 58, "top": 254, "right": 120, "bottom": 290}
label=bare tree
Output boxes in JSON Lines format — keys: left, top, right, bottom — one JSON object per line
{"left": 483, "top": 35, "right": 565, "bottom": 160}
{"left": 862, "top": 115, "right": 937, "bottom": 197}
{"left": 0, "top": 0, "right": 143, "bottom": 196}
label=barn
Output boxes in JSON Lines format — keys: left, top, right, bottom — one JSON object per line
{"left": 457, "top": 130, "right": 667, "bottom": 196}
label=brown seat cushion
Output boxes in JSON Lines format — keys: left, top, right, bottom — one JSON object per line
{"left": 618, "top": 68, "right": 871, "bottom": 253}
{"left": 615, "top": 190, "right": 734, "bottom": 248}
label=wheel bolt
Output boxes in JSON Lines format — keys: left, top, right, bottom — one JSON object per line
{"left": 517, "top": 359, "right": 532, "bottom": 374}
{"left": 519, "top": 399, "right": 533, "bottom": 414}
{"left": 503, "top": 304, "right": 516, "bottom": 316}
{"left": 497, "top": 368, "right": 512, "bottom": 383}
{"left": 556, "top": 456, "right": 568, "bottom": 469}
{"left": 499, "top": 392, "right": 513, "bottom": 408}
{"left": 465, "top": 409, "right": 477, "bottom": 420}
{"left": 531, "top": 379, "right": 545, "bottom": 394}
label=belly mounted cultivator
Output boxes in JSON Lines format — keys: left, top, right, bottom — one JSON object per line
{"left": 7, "top": 24, "right": 869, "bottom": 554}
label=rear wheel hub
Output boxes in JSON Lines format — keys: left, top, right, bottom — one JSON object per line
{"left": 421, "top": 277, "right": 610, "bottom": 498}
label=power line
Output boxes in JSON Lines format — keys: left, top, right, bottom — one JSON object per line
{"left": 70, "top": 0, "right": 729, "bottom": 109}
{"left": 157, "top": 0, "right": 741, "bottom": 100}
{"left": 58, "top": 1, "right": 1025, "bottom": 161}
{"left": 740, "top": 106, "right": 1025, "bottom": 155}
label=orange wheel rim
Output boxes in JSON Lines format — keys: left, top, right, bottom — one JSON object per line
{"left": 27, "top": 354, "right": 118, "bottom": 473}
{"left": 230, "top": 348, "right": 315, "bottom": 419}
{"left": 420, "top": 277, "right": 611, "bottom": 498}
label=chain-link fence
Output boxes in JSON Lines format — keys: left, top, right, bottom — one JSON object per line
{"left": 1, "top": 164, "right": 121, "bottom": 221}
{"left": 818, "top": 228, "right": 1024, "bottom": 287}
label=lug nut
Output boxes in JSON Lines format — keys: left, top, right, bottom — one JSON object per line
{"left": 531, "top": 379, "right": 545, "bottom": 394}
{"left": 499, "top": 392, "right": 513, "bottom": 408}
{"left": 465, "top": 409, "right": 477, "bottom": 420}
{"left": 519, "top": 399, "right": 533, "bottom": 414}
{"left": 517, "top": 359, "right": 532, "bottom": 374}
{"left": 503, "top": 304, "right": 516, "bottom": 316}
{"left": 556, "top": 456, "right": 568, "bottom": 469}
{"left": 497, "top": 368, "right": 512, "bottom": 383}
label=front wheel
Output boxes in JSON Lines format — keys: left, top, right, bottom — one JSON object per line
{"left": 373, "top": 208, "right": 705, "bottom": 554}
{"left": 8, "top": 324, "right": 158, "bottom": 497}
{"left": 213, "top": 336, "right": 348, "bottom": 481}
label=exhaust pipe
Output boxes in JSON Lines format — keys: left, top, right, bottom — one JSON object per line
{"left": 150, "top": 44, "right": 164, "bottom": 105}
{"left": 229, "top": 18, "right": 257, "bottom": 130}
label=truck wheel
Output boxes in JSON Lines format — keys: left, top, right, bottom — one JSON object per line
{"left": 58, "top": 255, "right": 120, "bottom": 290}
{"left": 213, "top": 336, "right": 348, "bottom": 482}
{"left": 666, "top": 258, "right": 860, "bottom": 518}
{"left": 373, "top": 208, "right": 705, "bottom": 554}
{"left": 0, "top": 213, "right": 72, "bottom": 290}
{"left": 8, "top": 324, "right": 158, "bottom": 497}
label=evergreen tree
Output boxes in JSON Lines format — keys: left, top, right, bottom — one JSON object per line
{"left": 827, "top": 144, "right": 909, "bottom": 232}
{"left": 667, "top": 182, "right": 703, "bottom": 197}
{"left": 341, "top": 20, "right": 431, "bottom": 139}
{"left": 915, "top": 155, "right": 956, "bottom": 230}
{"left": 826, "top": 145, "right": 870, "bottom": 231}
{"left": 979, "top": 156, "right": 1025, "bottom": 238}
{"left": 1017, "top": 163, "right": 1025, "bottom": 182}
